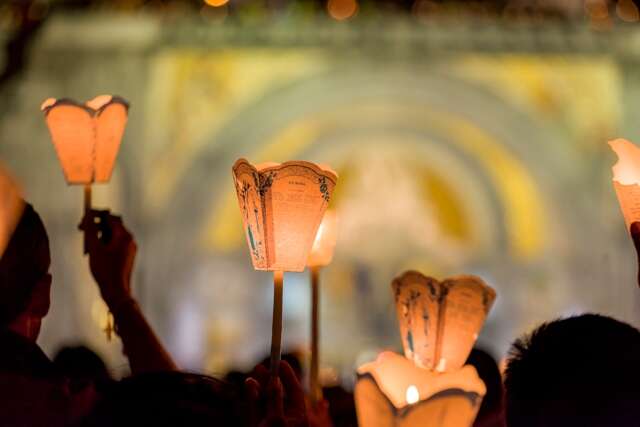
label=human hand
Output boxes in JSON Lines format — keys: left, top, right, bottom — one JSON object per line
{"left": 79, "top": 209, "right": 137, "bottom": 309}
{"left": 245, "top": 361, "right": 309, "bottom": 427}
{"left": 307, "top": 399, "right": 332, "bottom": 427}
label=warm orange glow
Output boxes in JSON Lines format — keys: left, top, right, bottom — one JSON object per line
{"left": 355, "top": 351, "right": 485, "bottom": 427}
{"left": 204, "top": 0, "right": 229, "bottom": 6}
{"left": 327, "top": 0, "right": 358, "bottom": 21}
{"left": 41, "top": 95, "right": 129, "bottom": 185}
{"left": 307, "top": 210, "right": 338, "bottom": 268}
{"left": 232, "top": 159, "right": 338, "bottom": 272}
{"left": 0, "top": 164, "right": 24, "bottom": 258}
{"left": 392, "top": 271, "right": 496, "bottom": 372}
{"left": 610, "top": 139, "right": 640, "bottom": 229}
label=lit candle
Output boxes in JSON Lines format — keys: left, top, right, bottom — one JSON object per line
{"left": 232, "top": 159, "right": 337, "bottom": 375}
{"left": 355, "top": 352, "right": 486, "bottom": 427}
{"left": 405, "top": 385, "right": 419, "bottom": 405}
{"left": 306, "top": 210, "right": 339, "bottom": 404}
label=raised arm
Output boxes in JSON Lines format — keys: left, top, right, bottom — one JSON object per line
{"left": 81, "top": 210, "right": 176, "bottom": 373}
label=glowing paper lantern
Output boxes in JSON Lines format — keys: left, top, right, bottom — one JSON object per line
{"left": 41, "top": 95, "right": 129, "bottom": 341}
{"left": 232, "top": 159, "right": 338, "bottom": 374}
{"left": 41, "top": 95, "right": 129, "bottom": 185}
{"left": 0, "top": 164, "right": 24, "bottom": 259}
{"left": 355, "top": 352, "right": 486, "bottom": 427}
{"left": 306, "top": 210, "right": 339, "bottom": 403}
{"left": 393, "top": 271, "right": 496, "bottom": 372}
{"left": 307, "top": 210, "right": 338, "bottom": 268}
{"left": 232, "top": 159, "right": 337, "bottom": 272}
{"left": 609, "top": 138, "right": 640, "bottom": 229}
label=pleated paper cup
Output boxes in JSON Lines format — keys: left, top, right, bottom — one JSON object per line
{"left": 392, "top": 271, "right": 496, "bottom": 372}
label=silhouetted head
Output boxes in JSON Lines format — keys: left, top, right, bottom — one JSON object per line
{"left": 0, "top": 204, "right": 51, "bottom": 340}
{"left": 504, "top": 313, "right": 640, "bottom": 427}
{"left": 53, "top": 345, "right": 111, "bottom": 386}
{"left": 466, "top": 348, "right": 504, "bottom": 427}
{"left": 323, "top": 385, "right": 357, "bottom": 427}
{"left": 80, "top": 372, "right": 246, "bottom": 427}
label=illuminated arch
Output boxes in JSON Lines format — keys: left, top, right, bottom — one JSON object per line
{"left": 207, "top": 102, "right": 546, "bottom": 260}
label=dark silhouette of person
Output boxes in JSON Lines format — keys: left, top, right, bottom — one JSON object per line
{"left": 322, "top": 385, "right": 357, "bottom": 427}
{"left": 0, "top": 204, "right": 51, "bottom": 345}
{"left": 0, "top": 203, "right": 75, "bottom": 427}
{"left": 466, "top": 348, "right": 505, "bottom": 427}
{"left": 79, "top": 371, "right": 246, "bottom": 427}
{"left": 0, "top": 203, "right": 176, "bottom": 426}
{"left": 81, "top": 360, "right": 310, "bottom": 427}
{"left": 504, "top": 313, "right": 640, "bottom": 427}
{"left": 53, "top": 345, "right": 112, "bottom": 389}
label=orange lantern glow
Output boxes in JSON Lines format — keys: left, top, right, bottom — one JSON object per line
{"left": 41, "top": 95, "right": 129, "bottom": 185}
{"left": 306, "top": 210, "right": 339, "bottom": 404}
{"left": 41, "top": 95, "right": 129, "bottom": 244}
{"left": 355, "top": 351, "right": 486, "bottom": 427}
{"left": 232, "top": 158, "right": 338, "bottom": 375}
{"left": 307, "top": 210, "right": 338, "bottom": 268}
{"left": 393, "top": 271, "right": 496, "bottom": 373}
{"left": 41, "top": 95, "right": 128, "bottom": 341}
{"left": 232, "top": 159, "right": 337, "bottom": 272}
{"left": 0, "top": 164, "right": 24, "bottom": 259}
{"left": 609, "top": 138, "right": 640, "bottom": 230}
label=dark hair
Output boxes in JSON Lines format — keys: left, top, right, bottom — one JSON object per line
{"left": 0, "top": 204, "right": 49, "bottom": 327}
{"left": 466, "top": 348, "right": 504, "bottom": 425}
{"left": 53, "top": 345, "right": 112, "bottom": 388}
{"left": 80, "top": 372, "right": 248, "bottom": 427}
{"left": 504, "top": 313, "right": 640, "bottom": 427}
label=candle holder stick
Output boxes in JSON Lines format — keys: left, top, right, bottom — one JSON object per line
{"left": 271, "top": 270, "right": 284, "bottom": 377}
{"left": 83, "top": 184, "right": 92, "bottom": 254}
{"left": 310, "top": 266, "right": 322, "bottom": 404}
{"left": 231, "top": 160, "right": 337, "bottom": 381}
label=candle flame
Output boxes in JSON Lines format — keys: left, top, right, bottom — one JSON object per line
{"left": 406, "top": 385, "right": 419, "bottom": 405}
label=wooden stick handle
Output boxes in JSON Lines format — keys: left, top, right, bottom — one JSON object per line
{"left": 270, "top": 270, "right": 284, "bottom": 377}
{"left": 84, "top": 184, "right": 92, "bottom": 214}
{"left": 83, "top": 184, "right": 92, "bottom": 254}
{"left": 310, "top": 266, "right": 322, "bottom": 404}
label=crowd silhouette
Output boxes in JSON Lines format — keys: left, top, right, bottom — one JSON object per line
{"left": 2, "top": 202, "right": 640, "bottom": 426}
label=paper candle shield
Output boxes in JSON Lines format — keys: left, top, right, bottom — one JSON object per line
{"left": 355, "top": 352, "right": 485, "bottom": 427}
{"left": 0, "top": 165, "right": 24, "bottom": 258}
{"left": 307, "top": 210, "right": 338, "bottom": 268}
{"left": 41, "top": 95, "right": 129, "bottom": 185}
{"left": 609, "top": 138, "right": 640, "bottom": 229}
{"left": 392, "top": 271, "right": 496, "bottom": 372}
{"left": 232, "top": 159, "right": 338, "bottom": 272}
